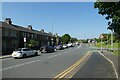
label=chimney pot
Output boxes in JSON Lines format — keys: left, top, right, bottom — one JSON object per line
{"left": 5, "top": 18, "right": 12, "bottom": 24}
{"left": 41, "top": 29, "right": 44, "bottom": 33}
{"left": 27, "top": 25, "right": 32, "bottom": 30}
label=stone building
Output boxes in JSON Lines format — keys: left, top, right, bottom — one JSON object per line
{"left": 0, "top": 18, "right": 61, "bottom": 55}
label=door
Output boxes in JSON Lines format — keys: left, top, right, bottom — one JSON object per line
{"left": 23, "top": 48, "right": 31, "bottom": 56}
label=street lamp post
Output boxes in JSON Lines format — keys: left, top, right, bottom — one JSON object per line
{"left": 100, "top": 34, "right": 104, "bottom": 53}
{"left": 111, "top": 30, "right": 113, "bottom": 52}
{"left": 107, "top": 35, "right": 108, "bottom": 50}
{"left": 101, "top": 37, "right": 103, "bottom": 52}
{"left": 51, "top": 38, "right": 54, "bottom": 47}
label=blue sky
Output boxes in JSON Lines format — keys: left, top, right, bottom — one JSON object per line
{"left": 2, "top": 2, "right": 110, "bottom": 39}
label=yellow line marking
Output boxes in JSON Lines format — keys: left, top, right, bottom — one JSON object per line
{"left": 52, "top": 51, "right": 91, "bottom": 80}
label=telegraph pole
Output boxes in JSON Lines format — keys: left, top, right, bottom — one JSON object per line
{"left": 107, "top": 35, "right": 108, "bottom": 50}
{"left": 51, "top": 23, "right": 54, "bottom": 47}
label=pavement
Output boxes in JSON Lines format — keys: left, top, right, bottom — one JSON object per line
{"left": 0, "top": 44, "right": 119, "bottom": 80}
{"left": 0, "top": 55, "right": 12, "bottom": 59}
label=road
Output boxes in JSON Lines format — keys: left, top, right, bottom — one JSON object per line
{"left": 1, "top": 44, "right": 119, "bottom": 80}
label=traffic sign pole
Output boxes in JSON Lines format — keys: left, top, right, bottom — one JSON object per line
{"left": 100, "top": 34, "right": 104, "bottom": 53}
{"left": 101, "top": 38, "right": 103, "bottom": 52}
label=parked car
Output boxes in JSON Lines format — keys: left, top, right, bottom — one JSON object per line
{"left": 40, "top": 45, "right": 55, "bottom": 53}
{"left": 67, "top": 43, "right": 74, "bottom": 47}
{"left": 53, "top": 46, "right": 57, "bottom": 51}
{"left": 56, "top": 45, "right": 63, "bottom": 50}
{"left": 63, "top": 44, "right": 68, "bottom": 49}
{"left": 11, "top": 48, "right": 38, "bottom": 59}
{"left": 75, "top": 42, "right": 80, "bottom": 45}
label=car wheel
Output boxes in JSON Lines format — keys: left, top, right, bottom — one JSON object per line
{"left": 53, "top": 49, "right": 55, "bottom": 52}
{"left": 14, "top": 57, "right": 18, "bottom": 59}
{"left": 23, "top": 54, "right": 27, "bottom": 58}
{"left": 35, "top": 52, "right": 38, "bottom": 56}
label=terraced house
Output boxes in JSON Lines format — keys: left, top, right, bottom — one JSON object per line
{"left": 0, "top": 18, "right": 61, "bottom": 55}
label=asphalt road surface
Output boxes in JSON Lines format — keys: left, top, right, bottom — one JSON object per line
{"left": 1, "top": 44, "right": 119, "bottom": 80}
{"left": 71, "top": 52, "right": 117, "bottom": 79}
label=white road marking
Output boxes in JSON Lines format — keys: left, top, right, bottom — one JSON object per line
{"left": 47, "top": 53, "right": 62, "bottom": 59}
{"left": 47, "top": 54, "right": 59, "bottom": 59}
{"left": 76, "top": 44, "right": 82, "bottom": 49}
{"left": 1, "top": 47, "right": 80, "bottom": 71}
{"left": 2, "top": 54, "right": 62, "bottom": 71}
{"left": 98, "top": 51, "right": 118, "bottom": 79}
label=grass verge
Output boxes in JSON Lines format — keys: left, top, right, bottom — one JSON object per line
{"left": 112, "top": 50, "right": 120, "bottom": 56}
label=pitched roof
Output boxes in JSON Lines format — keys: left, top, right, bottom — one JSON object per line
{"left": 0, "top": 21, "right": 55, "bottom": 37}
{"left": 12, "top": 24, "right": 52, "bottom": 36}
{"left": 0, "top": 21, "right": 19, "bottom": 31}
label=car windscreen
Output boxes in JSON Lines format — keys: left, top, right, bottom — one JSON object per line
{"left": 23, "top": 48, "right": 31, "bottom": 51}
{"left": 15, "top": 48, "right": 21, "bottom": 51}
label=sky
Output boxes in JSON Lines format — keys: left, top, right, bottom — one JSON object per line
{"left": 2, "top": 2, "right": 111, "bottom": 39}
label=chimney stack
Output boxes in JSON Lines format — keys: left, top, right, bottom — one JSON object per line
{"left": 40, "top": 29, "right": 44, "bottom": 33}
{"left": 5, "top": 18, "right": 12, "bottom": 24}
{"left": 27, "top": 25, "right": 32, "bottom": 30}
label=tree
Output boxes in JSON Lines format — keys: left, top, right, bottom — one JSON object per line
{"left": 94, "top": 2, "right": 120, "bottom": 36}
{"left": 71, "top": 37, "right": 78, "bottom": 43}
{"left": 28, "top": 39, "right": 39, "bottom": 48}
{"left": 61, "top": 34, "right": 71, "bottom": 44}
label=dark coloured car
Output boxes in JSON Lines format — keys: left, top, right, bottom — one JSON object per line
{"left": 40, "top": 45, "right": 54, "bottom": 53}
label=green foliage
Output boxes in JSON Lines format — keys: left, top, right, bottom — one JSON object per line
{"left": 95, "top": 42, "right": 120, "bottom": 49}
{"left": 96, "top": 33, "right": 119, "bottom": 43}
{"left": 61, "top": 34, "right": 71, "bottom": 44}
{"left": 94, "top": 38, "right": 100, "bottom": 42}
{"left": 81, "top": 39, "right": 88, "bottom": 43}
{"left": 71, "top": 37, "right": 78, "bottom": 43}
{"left": 94, "top": 2, "right": 120, "bottom": 35}
{"left": 113, "top": 50, "right": 120, "bottom": 56}
{"left": 28, "top": 39, "right": 39, "bottom": 47}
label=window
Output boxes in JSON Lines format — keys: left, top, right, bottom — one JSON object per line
{"left": 23, "top": 48, "right": 31, "bottom": 51}
{"left": 24, "top": 33, "right": 27, "bottom": 37}
{"left": 3, "top": 41, "right": 7, "bottom": 49}
{"left": 46, "top": 37, "right": 49, "bottom": 40}
{"left": 15, "top": 48, "right": 21, "bottom": 51}
{"left": 34, "top": 34, "right": 37, "bottom": 38}
{"left": 22, "top": 32, "right": 24, "bottom": 37}
{"left": 27, "top": 33, "right": 30, "bottom": 37}
{"left": 4, "top": 29, "right": 9, "bottom": 36}
{"left": 22, "top": 32, "right": 26, "bottom": 37}
{"left": 11, "top": 31, "right": 17, "bottom": 37}
{"left": 31, "top": 34, "right": 34, "bottom": 38}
